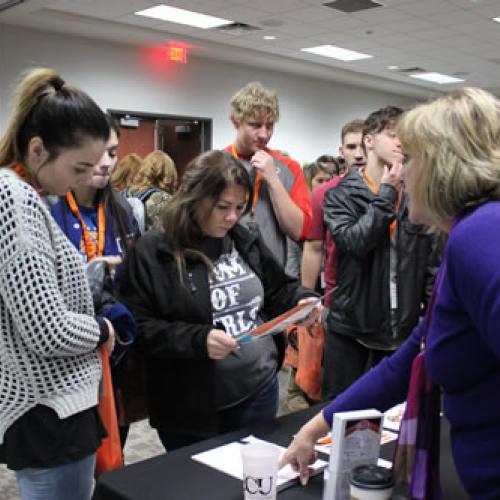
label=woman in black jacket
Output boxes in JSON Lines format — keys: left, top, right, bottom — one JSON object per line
{"left": 119, "top": 150, "right": 319, "bottom": 451}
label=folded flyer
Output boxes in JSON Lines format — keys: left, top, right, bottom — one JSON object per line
{"left": 235, "top": 298, "right": 320, "bottom": 342}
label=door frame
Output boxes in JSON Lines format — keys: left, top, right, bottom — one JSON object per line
{"left": 107, "top": 109, "right": 212, "bottom": 152}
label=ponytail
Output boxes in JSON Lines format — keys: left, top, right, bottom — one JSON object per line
{"left": 0, "top": 67, "right": 108, "bottom": 166}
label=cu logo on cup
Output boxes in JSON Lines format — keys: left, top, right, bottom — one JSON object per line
{"left": 244, "top": 475, "right": 274, "bottom": 496}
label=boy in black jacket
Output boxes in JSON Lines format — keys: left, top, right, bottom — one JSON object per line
{"left": 322, "top": 106, "right": 438, "bottom": 399}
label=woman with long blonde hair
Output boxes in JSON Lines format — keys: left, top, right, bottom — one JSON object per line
{"left": 110, "top": 153, "right": 142, "bottom": 191}
{"left": 281, "top": 88, "right": 500, "bottom": 499}
{"left": 126, "top": 149, "right": 177, "bottom": 231}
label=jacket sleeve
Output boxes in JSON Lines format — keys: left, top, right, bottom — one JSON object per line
{"left": 256, "top": 235, "right": 319, "bottom": 319}
{"left": 446, "top": 217, "right": 500, "bottom": 360}
{"left": 118, "top": 238, "right": 211, "bottom": 360}
{"left": 324, "top": 182, "right": 398, "bottom": 259}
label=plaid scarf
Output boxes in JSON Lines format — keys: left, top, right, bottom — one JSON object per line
{"left": 392, "top": 261, "right": 446, "bottom": 500}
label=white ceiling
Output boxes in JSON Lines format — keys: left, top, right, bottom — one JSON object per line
{"left": 2, "top": 0, "right": 500, "bottom": 99}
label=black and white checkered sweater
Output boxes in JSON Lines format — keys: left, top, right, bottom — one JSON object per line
{"left": 0, "top": 169, "right": 102, "bottom": 444}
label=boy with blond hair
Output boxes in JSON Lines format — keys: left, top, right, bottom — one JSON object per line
{"left": 225, "top": 82, "right": 311, "bottom": 265}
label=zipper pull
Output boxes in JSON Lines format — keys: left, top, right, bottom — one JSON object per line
{"left": 187, "top": 272, "right": 197, "bottom": 293}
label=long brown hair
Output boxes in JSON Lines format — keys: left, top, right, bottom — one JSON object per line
{"left": 161, "top": 150, "right": 252, "bottom": 280}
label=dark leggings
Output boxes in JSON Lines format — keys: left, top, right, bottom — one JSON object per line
{"left": 322, "top": 332, "right": 389, "bottom": 401}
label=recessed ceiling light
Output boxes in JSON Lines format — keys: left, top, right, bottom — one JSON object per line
{"left": 387, "top": 65, "right": 399, "bottom": 70}
{"left": 301, "top": 44, "right": 372, "bottom": 61}
{"left": 263, "top": 35, "right": 277, "bottom": 40}
{"left": 492, "top": 17, "right": 500, "bottom": 23}
{"left": 410, "top": 72, "right": 465, "bottom": 84}
{"left": 135, "top": 5, "right": 232, "bottom": 29}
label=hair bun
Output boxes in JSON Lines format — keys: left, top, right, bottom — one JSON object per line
{"left": 52, "top": 76, "right": 66, "bottom": 92}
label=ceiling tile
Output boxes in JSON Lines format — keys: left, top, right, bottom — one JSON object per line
{"left": 430, "top": 9, "right": 479, "bottom": 25}
{"left": 209, "top": 5, "right": 267, "bottom": 24}
{"left": 230, "top": 0, "right": 305, "bottom": 14}
{"left": 451, "top": 19, "right": 500, "bottom": 40}
{"left": 315, "top": 14, "right": 371, "bottom": 31}
{"left": 351, "top": 6, "right": 418, "bottom": 24}
{"left": 471, "top": 3, "right": 500, "bottom": 18}
{"left": 162, "top": 0, "right": 237, "bottom": 11}
{"left": 272, "top": 19, "right": 330, "bottom": 38}
{"left": 445, "top": 0, "right": 493, "bottom": 9}
{"left": 390, "top": 17, "right": 443, "bottom": 33}
{"left": 4, "top": 0, "right": 500, "bottom": 95}
{"left": 411, "top": 26, "right": 461, "bottom": 41}
{"left": 393, "top": 1, "right": 462, "bottom": 17}
{"left": 281, "top": 5, "right": 337, "bottom": 23}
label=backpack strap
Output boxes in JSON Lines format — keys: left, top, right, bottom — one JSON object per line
{"left": 137, "top": 188, "right": 161, "bottom": 203}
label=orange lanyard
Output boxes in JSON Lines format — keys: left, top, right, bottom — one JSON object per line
{"left": 362, "top": 169, "right": 401, "bottom": 240}
{"left": 66, "top": 192, "right": 106, "bottom": 261}
{"left": 10, "top": 163, "right": 45, "bottom": 193}
{"left": 12, "top": 163, "right": 30, "bottom": 182}
{"left": 231, "top": 144, "right": 262, "bottom": 216}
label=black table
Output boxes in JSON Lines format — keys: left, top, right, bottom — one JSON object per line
{"left": 93, "top": 406, "right": 467, "bottom": 500}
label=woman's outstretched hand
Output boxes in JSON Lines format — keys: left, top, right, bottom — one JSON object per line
{"left": 278, "top": 412, "right": 330, "bottom": 486}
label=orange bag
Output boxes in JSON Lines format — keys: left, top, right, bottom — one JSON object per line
{"left": 295, "top": 322, "right": 324, "bottom": 401}
{"left": 285, "top": 323, "right": 324, "bottom": 401}
{"left": 95, "top": 347, "right": 124, "bottom": 478}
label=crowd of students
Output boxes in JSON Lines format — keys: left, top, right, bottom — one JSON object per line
{"left": 0, "top": 67, "right": 499, "bottom": 500}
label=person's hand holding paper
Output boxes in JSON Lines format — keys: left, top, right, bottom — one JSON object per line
{"left": 295, "top": 297, "right": 323, "bottom": 327}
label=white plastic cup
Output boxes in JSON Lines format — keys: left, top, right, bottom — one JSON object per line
{"left": 241, "top": 442, "right": 280, "bottom": 500}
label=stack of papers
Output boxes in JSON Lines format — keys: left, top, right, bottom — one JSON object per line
{"left": 191, "top": 435, "right": 328, "bottom": 491}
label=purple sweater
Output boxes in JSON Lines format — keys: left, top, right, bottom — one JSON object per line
{"left": 323, "top": 202, "right": 500, "bottom": 499}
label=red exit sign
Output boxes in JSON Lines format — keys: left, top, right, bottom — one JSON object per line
{"left": 168, "top": 46, "right": 187, "bottom": 63}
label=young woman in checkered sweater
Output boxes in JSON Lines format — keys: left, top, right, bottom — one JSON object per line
{"left": 0, "top": 68, "right": 115, "bottom": 500}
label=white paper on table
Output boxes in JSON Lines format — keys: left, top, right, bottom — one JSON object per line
{"left": 191, "top": 435, "right": 328, "bottom": 491}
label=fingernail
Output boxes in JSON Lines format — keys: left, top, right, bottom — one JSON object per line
{"left": 300, "top": 476, "right": 307, "bottom": 486}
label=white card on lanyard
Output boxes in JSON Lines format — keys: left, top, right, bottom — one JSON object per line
{"left": 390, "top": 281, "right": 398, "bottom": 309}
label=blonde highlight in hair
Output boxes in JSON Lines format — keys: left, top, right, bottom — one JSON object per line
{"left": 230, "top": 82, "right": 279, "bottom": 123}
{"left": 397, "top": 87, "right": 500, "bottom": 226}
{"left": 129, "top": 150, "right": 177, "bottom": 194}
{"left": 110, "top": 153, "right": 143, "bottom": 190}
